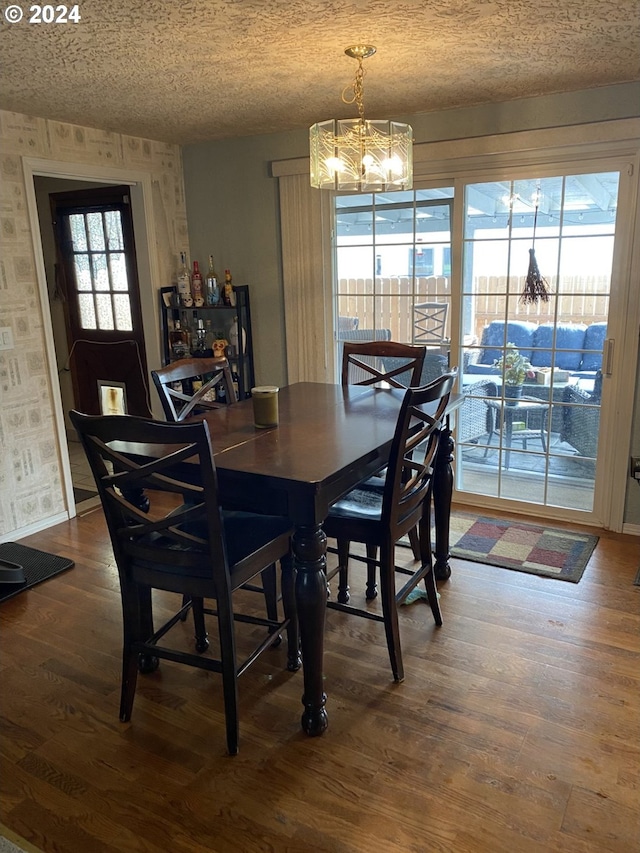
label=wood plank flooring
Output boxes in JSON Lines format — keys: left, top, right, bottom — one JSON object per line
{"left": 1, "top": 505, "right": 638, "bottom": 852}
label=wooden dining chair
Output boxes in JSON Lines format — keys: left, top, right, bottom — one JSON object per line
{"left": 341, "top": 340, "right": 427, "bottom": 388}
{"left": 69, "top": 410, "right": 300, "bottom": 755}
{"left": 340, "top": 339, "right": 428, "bottom": 586}
{"left": 151, "top": 356, "right": 236, "bottom": 422}
{"left": 324, "top": 370, "right": 457, "bottom": 682}
{"left": 151, "top": 355, "right": 280, "bottom": 642}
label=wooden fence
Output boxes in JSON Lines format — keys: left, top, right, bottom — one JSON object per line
{"left": 338, "top": 276, "right": 609, "bottom": 343}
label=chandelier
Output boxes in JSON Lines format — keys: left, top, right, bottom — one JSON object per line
{"left": 309, "top": 45, "right": 413, "bottom": 192}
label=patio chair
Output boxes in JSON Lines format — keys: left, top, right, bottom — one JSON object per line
{"left": 412, "top": 302, "right": 449, "bottom": 346}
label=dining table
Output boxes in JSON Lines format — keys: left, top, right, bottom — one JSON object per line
{"left": 190, "top": 381, "right": 463, "bottom": 738}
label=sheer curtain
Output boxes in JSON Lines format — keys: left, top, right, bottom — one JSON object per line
{"left": 277, "top": 170, "right": 334, "bottom": 384}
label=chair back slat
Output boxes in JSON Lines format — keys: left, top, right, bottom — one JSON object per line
{"left": 383, "top": 369, "right": 458, "bottom": 537}
{"left": 152, "top": 357, "right": 237, "bottom": 421}
{"left": 70, "top": 411, "right": 229, "bottom": 591}
{"left": 342, "top": 341, "right": 427, "bottom": 389}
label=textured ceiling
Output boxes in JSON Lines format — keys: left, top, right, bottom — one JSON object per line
{"left": 1, "top": 0, "right": 638, "bottom": 145}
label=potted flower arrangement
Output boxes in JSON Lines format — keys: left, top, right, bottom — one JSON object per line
{"left": 494, "top": 343, "right": 534, "bottom": 403}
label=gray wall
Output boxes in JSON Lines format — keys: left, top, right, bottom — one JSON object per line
{"left": 182, "top": 82, "right": 640, "bottom": 525}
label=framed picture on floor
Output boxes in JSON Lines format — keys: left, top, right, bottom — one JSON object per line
{"left": 98, "top": 380, "right": 127, "bottom": 416}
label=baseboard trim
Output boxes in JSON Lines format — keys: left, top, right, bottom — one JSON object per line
{"left": 622, "top": 522, "right": 640, "bottom": 536}
{"left": 0, "top": 511, "right": 71, "bottom": 544}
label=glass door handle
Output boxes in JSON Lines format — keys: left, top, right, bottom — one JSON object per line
{"left": 604, "top": 338, "right": 615, "bottom": 376}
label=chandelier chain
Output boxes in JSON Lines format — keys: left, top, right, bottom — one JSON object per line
{"left": 341, "top": 56, "right": 366, "bottom": 121}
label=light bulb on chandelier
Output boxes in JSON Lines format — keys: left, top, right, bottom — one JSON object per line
{"left": 309, "top": 45, "right": 413, "bottom": 192}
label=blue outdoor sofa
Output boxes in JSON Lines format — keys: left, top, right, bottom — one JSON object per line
{"left": 465, "top": 320, "right": 607, "bottom": 382}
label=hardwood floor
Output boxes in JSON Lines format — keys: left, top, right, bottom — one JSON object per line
{"left": 1, "top": 505, "right": 638, "bottom": 852}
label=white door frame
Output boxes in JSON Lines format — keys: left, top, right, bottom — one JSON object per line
{"left": 22, "top": 157, "right": 163, "bottom": 520}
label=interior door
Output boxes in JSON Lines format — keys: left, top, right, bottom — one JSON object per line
{"left": 51, "top": 185, "right": 151, "bottom": 416}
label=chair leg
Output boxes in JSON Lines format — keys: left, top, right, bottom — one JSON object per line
{"left": 136, "top": 586, "right": 159, "bottom": 675}
{"left": 336, "top": 539, "right": 351, "bottom": 603}
{"left": 379, "top": 542, "right": 404, "bottom": 682}
{"left": 261, "top": 564, "right": 279, "bottom": 623}
{"left": 365, "top": 543, "right": 378, "bottom": 600}
{"left": 260, "top": 563, "right": 284, "bottom": 647}
{"left": 191, "top": 597, "right": 210, "bottom": 653}
{"left": 119, "top": 584, "right": 145, "bottom": 722}
{"left": 280, "top": 553, "right": 301, "bottom": 671}
{"left": 418, "top": 516, "right": 442, "bottom": 626}
{"left": 407, "top": 526, "right": 420, "bottom": 561}
{"left": 179, "top": 593, "right": 190, "bottom": 621}
{"left": 423, "top": 568, "right": 443, "bottom": 626}
{"left": 216, "top": 596, "right": 240, "bottom": 755}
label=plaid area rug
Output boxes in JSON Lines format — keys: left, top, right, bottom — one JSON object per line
{"left": 449, "top": 513, "right": 598, "bottom": 582}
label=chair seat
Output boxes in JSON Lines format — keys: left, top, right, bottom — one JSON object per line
{"left": 133, "top": 510, "right": 293, "bottom": 581}
{"left": 327, "top": 488, "right": 384, "bottom": 522}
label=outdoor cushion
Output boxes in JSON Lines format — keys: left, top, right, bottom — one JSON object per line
{"left": 530, "top": 323, "right": 586, "bottom": 370}
{"left": 580, "top": 322, "right": 607, "bottom": 371}
{"left": 475, "top": 320, "right": 537, "bottom": 365}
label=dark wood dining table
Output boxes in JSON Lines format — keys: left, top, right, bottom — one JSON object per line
{"left": 193, "top": 381, "right": 462, "bottom": 738}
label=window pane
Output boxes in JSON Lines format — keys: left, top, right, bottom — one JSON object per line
{"left": 86, "top": 212, "right": 105, "bottom": 251}
{"left": 96, "top": 294, "right": 114, "bottom": 329}
{"left": 416, "top": 203, "right": 450, "bottom": 241}
{"left": 91, "top": 254, "right": 109, "bottom": 291}
{"left": 69, "top": 214, "right": 87, "bottom": 251}
{"left": 558, "top": 235, "right": 614, "bottom": 284}
{"left": 104, "top": 210, "right": 124, "bottom": 250}
{"left": 110, "top": 253, "right": 128, "bottom": 291}
{"left": 561, "top": 171, "right": 619, "bottom": 235}
{"left": 73, "top": 254, "right": 92, "bottom": 291}
{"left": 336, "top": 245, "right": 375, "bottom": 283}
{"left": 375, "top": 202, "right": 414, "bottom": 245}
{"left": 78, "top": 293, "right": 96, "bottom": 329}
{"left": 113, "top": 294, "right": 133, "bottom": 330}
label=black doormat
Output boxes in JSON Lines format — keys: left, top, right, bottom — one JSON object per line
{"left": 74, "top": 487, "right": 97, "bottom": 503}
{"left": 0, "top": 542, "right": 74, "bottom": 604}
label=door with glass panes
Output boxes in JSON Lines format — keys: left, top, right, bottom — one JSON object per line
{"left": 51, "top": 185, "right": 150, "bottom": 417}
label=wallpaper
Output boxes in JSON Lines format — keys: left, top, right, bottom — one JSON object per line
{"left": 0, "top": 109, "right": 188, "bottom": 538}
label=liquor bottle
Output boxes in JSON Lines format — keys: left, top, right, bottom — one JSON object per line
{"left": 222, "top": 269, "right": 235, "bottom": 307}
{"left": 169, "top": 319, "right": 190, "bottom": 359}
{"left": 228, "top": 317, "right": 246, "bottom": 355}
{"left": 191, "top": 260, "right": 204, "bottom": 307}
{"left": 180, "top": 310, "right": 193, "bottom": 349}
{"left": 191, "top": 318, "right": 210, "bottom": 357}
{"left": 205, "top": 255, "right": 220, "bottom": 306}
{"left": 204, "top": 319, "right": 215, "bottom": 351}
{"left": 177, "top": 252, "right": 192, "bottom": 307}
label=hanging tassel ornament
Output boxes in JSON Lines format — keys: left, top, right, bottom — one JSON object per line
{"left": 521, "top": 193, "right": 550, "bottom": 305}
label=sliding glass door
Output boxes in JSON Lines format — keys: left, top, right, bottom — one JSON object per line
{"left": 332, "top": 159, "right": 632, "bottom": 522}
{"left": 456, "top": 170, "right": 620, "bottom": 514}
